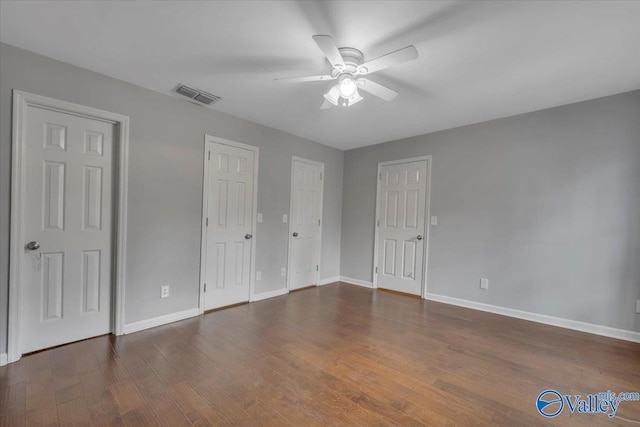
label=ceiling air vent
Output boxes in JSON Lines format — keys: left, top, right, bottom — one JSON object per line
{"left": 173, "top": 84, "right": 221, "bottom": 106}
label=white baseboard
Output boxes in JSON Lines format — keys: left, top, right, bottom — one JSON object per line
{"left": 425, "top": 292, "right": 640, "bottom": 343}
{"left": 251, "top": 287, "right": 288, "bottom": 302}
{"left": 339, "top": 276, "right": 374, "bottom": 288}
{"left": 123, "top": 308, "right": 201, "bottom": 334}
{"left": 0, "top": 353, "right": 7, "bottom": 366}
{"left": 318, "top": 276, "right": 340, "bottom": 286}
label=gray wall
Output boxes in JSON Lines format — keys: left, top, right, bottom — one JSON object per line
{"left": 341, "top": 90, "right": 640, "bottom": 333}
{"left": 0, "top": 43, "right": 344, "bottom": 353}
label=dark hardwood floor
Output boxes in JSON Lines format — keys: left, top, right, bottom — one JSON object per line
{"left": 1, "top": 282, "right": 639, "bottom": 426}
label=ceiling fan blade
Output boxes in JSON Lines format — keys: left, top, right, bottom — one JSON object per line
{"left": 320, "top": 99, "right": 333, "bottom": 110}
{"left": 357, "top": 78, "right": 398, "bottom": 101}
{"left": 275, "top": 75, "right": 334, "bottom": 83}
{"left": 357, "top": 45, "right": 418, "bottom": 75}
{"left": 312, "top": 35, "right": 345, "bottom": 68}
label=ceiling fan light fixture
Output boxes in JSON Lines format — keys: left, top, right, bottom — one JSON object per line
{"left": 338, "top": 74, "right": 357, "bottom": 98}
{"left": 339, "top": 89, "right": 363, "bottom": 108}
{"left": 323, "top": 85, "right": 340, "bottom": 106}
{"left": 349, "top": 92, "right": 363, "bottom": 106}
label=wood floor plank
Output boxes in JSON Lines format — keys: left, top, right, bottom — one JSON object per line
{"left": 84, "top": 390, "right": 122, "bottom": 426}
{"left": 0, "top": 412, "right": 26, "bottom": 427}
{"left": 143, "top": 394, "right": 192, "bottom": 427}
{"left": 25, "top": 382, "right": 55, "bottom": 411}
{"left": 56, "top": 397, "right": 92, "bottom": 426}
{"left": 52, "top": 369, "right": 83, "bottom": 405}
{"left": 109, "top": 379, "right": 147, "bottom": 416}
{"left": 166, "top": 381, "right": 225, "bottom": 425}
{"left": 0, "top": 382, "right": 25, "bottom": 417}
{"left": 122, "top": 407, "right": 159, "bottom": 427}
{"left": 24, "top": 405, "right": 58, "bottom": 427}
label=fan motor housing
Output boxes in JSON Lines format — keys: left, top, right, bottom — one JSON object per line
{"left": 331, "top": 47, "right": 364, "bottom": 75}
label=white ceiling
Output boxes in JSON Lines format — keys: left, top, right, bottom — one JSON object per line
{"left": 2, "top": 1, "right": 640, "bottom": 150}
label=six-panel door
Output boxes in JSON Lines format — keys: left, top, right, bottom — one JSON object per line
{"left": 205, "top": 142, "right": 255, "bottom": 310}
{"left": 289, "top": 159, "right": 323, "bottom": 290}
{"left": 376, "top": 160, "right": 428, "bottom": 295}
{"left": 22, "top": 106, "right": 114, "bottom": 353}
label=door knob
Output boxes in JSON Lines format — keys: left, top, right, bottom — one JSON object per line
{"left": 292, "top": 232, "right": 299, "bottom": 237}
{"left": 416, "top": 235, "right": 423, "bottom": 240}
{"left": 244, "top": 234, "right": 253, "bottom": 240}
{"left": 26, "top": 241, "right": 40, "bottom": 250}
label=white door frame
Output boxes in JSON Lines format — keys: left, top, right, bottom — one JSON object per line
{"left": 372, "top": 155, "right": 432, "bottom": 298}
{"left": 286, "top": 156, "right": 324, "bottom": 291}
{"left": 8, "top": 90, "right": 130, "bottom": 363}
{"left": 199, "top": 134, "right": 259, "bottom": 311}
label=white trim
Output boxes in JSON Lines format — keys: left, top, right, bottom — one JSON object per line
{"left": 340, "top": 276, "right": 374, "bottom": 288}
{"left": 422, "top": 158, "right": 433, "bottom": 299}
{"left": 251, "top": 287, "right": 289, "bottom": 302}
{"left": 199, "top": 135, "right": 259, "bottom": 312}
{"left": 8, "top": 90, "right": 129, "bottom": 364}
{"left": 372, "top": 155, "right": 432, "bottom": 296}
{"left": 425, "top": 293, "right": 640, "bottom": 343}
{"left": 198, "top": 137, "right": 209, "bottom": 314}
{"left": 0, "top": 353, "right": 7, "bottom": 367}
{"left": 123, "top": 308, "right": 201, "bottom": 335}
{"left": 318, "top": 276, "right": 340, "bottom": 286}
{"left": 286, "top": 156, "right": 325, "bottom": 291}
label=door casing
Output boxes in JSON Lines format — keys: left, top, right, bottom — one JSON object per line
{"left": 286, "top": 156, "right": 324, "bottom": 291}
{"left": 372, "top": 156, "right": 432, "bottom": 298}
{"left": 8, "top": 90, "right": 130, "bottom": 363}
{"left": 199, "top": 135, "right": 259, "bottom": 312}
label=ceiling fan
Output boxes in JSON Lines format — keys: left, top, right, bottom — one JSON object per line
{"left": 275, "top": 35, "right": 418, "bottom": 109}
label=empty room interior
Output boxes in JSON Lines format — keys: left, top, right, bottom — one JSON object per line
{"left": 1, "top": 1, "right": 639, "bottom": 425}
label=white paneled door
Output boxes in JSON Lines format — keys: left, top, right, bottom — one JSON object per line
{"left": 22, "top": 106, "right": 114, "bottom": 353}
{"left": 204, "top": 140, "right": 256, "bottom": 310}
{"left": 376, "top": 159, "right": 429, "bottom": 295}
{"left": 288, "top": 158, "right": 324, "bottom": 290}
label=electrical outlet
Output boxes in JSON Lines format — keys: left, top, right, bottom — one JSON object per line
{"left": 480, "top": 278, "right": 489, "bottom": 290}
{"left": 431, "top": 216, "right": 438, "bottom": 225}
{"left": 281, "top": 267, "right": 286, "bottom": 277}
{"left": 636, "top": 299, "right": 640, "bottom": 314}
{"left": 257, "top": 213, "right": 263, "bottom": 223}
{"left": 160, "top": 285, "right": 169, "bottom": 298}
{"left": 282, "top": 214, "right": 288, "bottom": 223}
{"left": 256, "top": 271, "right": 262, "bottom": 280}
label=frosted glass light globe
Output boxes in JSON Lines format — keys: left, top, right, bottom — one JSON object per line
{"left": 338, "top": 75, "right": 357, "bottom": 98}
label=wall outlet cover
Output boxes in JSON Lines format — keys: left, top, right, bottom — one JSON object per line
{"left": 431, "top": 216, "right": 438, "bottom": 225}
{"left": 281, "top": 267, "right": 286, "bottom": 277}
{"left": 480, "top": 278, "right": 489, "bottom": 290}
{"left": 256, "top": 271, "right": 262, "bottom": 281}
{"left": 257, "top": 213, "right": 263, "bottom": 223}
{"left": 282, "top": 214, "right": 288, "bottom": 223}
{"left": 160, "top": 285, "right": 169, "bottom": 298}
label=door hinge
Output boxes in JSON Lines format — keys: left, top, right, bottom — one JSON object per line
{"left": 377, "top": 219, "right": 380, "bottom": 227}
{"left": 204, "top": 283, "right": 207, "bottom": 292}
{"left": 316, "top": 265, "right": 319, "bottom": 271}
{"left": 379, "top": 172, "right": 382, "bottom": 180}
{"left": 320, "top": 173, "right": 323, "bottom": 180}
{"left": 208, "top": 151, "right": 211, "bottom": 161}
{"left": 375, "top": 267, "right": 378, "bottom": 274}
{"left": 318, "top": 219, "right": 321, "bottom": 226}
{"left": 206, "top": 218, "right": 208, "bottom": 226}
